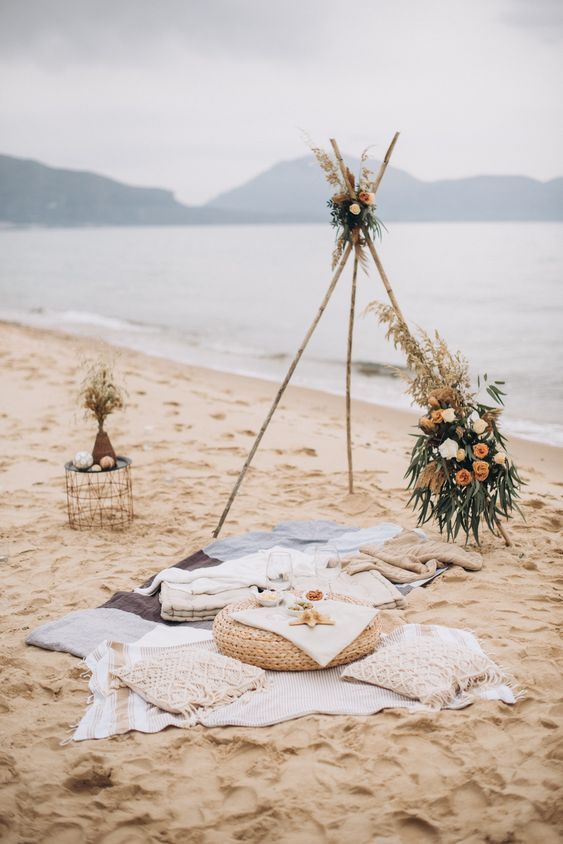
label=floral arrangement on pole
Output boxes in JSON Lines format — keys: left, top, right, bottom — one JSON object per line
{"left": 308, "top": 141, "right": 384, "bottom": 269}
{"left": 367, "top": 302, "right": 523, "bottom": 545}
{"left": 79, "top": 358, "right": 126, "bottom": 468}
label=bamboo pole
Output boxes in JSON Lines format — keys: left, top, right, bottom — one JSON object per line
{"left": 346, "top": 254, "right": 359, "bottom": 494}
{"left": 371, "top": 132, "right": 400, "bottom": 196}
{"left": 361, "top": 229, "right": 406, "bottom": 324}
{"left": 330, "top": 138, "right": 357, "bottom": 199}
{"left": 495, "top": 519, "right": 512, "bottom": 547}
{"left": 330, "top": 135, "right": 406, "bottom": 320}
{"left": 212, "top": 242, "right": 353, "bottom": 537}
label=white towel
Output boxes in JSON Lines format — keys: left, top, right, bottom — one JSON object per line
{"left": 135, "top": 546, "right": 317, "bottom": 597}
{"left": 232, "top": 600, "right": 378, "bottom": 668}
{"left": 136, "top": 524, "right": 411, "bottom": 598}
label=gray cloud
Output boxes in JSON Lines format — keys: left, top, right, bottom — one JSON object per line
{"left": 500, "top": 0, "right": 563, "bottom": 42}
{"left": 0, "top": 0, "right": 561, "bottom": 203}
{"left": 0, "top": 0, "right": 333, "bottom": 65}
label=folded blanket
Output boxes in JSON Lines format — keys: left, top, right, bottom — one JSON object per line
{"left": 161, "top": 610, "right": 219, "bottom": 622}
{"left": 136, "top": 546, "right": 317, "bottom": 598}
{"left": 343, "top": 535, "right": 482, "bottom": 584}
{"left": 296, "top": 570, "right": 406, "bottom": 609}
{"left": 344, "top": 554, "right": 437, "bottom": 584}
{"left": 159, "top": 581, "right": 253, "bottom": 615}
{"left": 364, "top": 534, "right": 482, "bottom": 570}
{"left": 137, "top": 527, "right": 415, "bottom": 599}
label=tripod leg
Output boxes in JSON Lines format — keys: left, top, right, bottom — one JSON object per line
{"left": 346, "top": 255, "right": 358, "bottom": 494}
{"left": 495, "top": 518, "right": 512, "bottom": 547}
{"left": 371, "top": 132, "right": 400, "bottom": 196}
{"left": 212, "top": 242, "right": 353, "bottom": 537}
{"left": 362, "top": 228, "right": 406, "bottom": 323}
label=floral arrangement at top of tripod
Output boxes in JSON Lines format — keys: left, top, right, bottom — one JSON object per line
{"left": 308, "top": 140, "right": 384, "bottom": 269}
{"left": 366, "top": 302, "right": 524, "bottom": 545}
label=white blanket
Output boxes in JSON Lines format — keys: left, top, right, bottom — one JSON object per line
{"left": 232, "top": 600, "right": 379, "bottom": 667}
{"left": 136, "top": 524, "right": 406, "bottom": 598}
{"left": 135, "top": 546, "right": 316, "bottom": 597}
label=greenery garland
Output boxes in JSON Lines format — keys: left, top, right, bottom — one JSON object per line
{"left": 368, "top": 302, "right": 523, "bottom": 544}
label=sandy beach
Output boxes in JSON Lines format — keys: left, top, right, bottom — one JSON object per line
{"left": 1, "top": 319, "right": 562, "bottom": 844}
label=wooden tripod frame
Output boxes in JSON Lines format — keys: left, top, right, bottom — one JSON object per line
{"left": 212, "top": 135, "right": 403, "bottom": 537}
{"left": 211, "top": 135, "right": 511, "bottom": 546}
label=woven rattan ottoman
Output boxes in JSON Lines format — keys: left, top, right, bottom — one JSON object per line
{"left": 213, "top": 594, "right": 381, "bottom": 671}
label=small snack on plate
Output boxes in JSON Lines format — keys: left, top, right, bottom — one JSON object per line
{"left": 303, "top": 589, "right": 325, "bottom": 602}
{"left": 287, "top": 599, "right": 313, "bottom": 616}
{"left": 256, "top": 589, "right": 282, "bottom": 607}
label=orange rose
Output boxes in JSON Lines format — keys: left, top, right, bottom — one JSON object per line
{"left": 473, "top": 443, "right": 489, "bottom": 459}
{"left": 473, "top": 460, "right": 490, "bottom": 481}
{"left": 455, "top": 468, "right": 473, "bottom": 486}
{"left": 418, "top": 416, "right": 436, "bottom": 434}
{"left": 358, "top": 190, "right": 375, "bottom": 205}
{"left": 431, "top": 409, "right": 444, "bottom": 423}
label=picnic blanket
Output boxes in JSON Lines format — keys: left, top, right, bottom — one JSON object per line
{"left": 71, "top": 623, "right": 518, "bottom": 741}
{"left": 26, "top": 521, "right": 437, "bottom": 659}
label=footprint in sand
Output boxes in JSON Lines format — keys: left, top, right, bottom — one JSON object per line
{"left": 63, "top": 758, "right": 113, "bottom": 793}
{"left": 41, "top": 823, "right": 87, "bottom": 844}
{"left": 398, "top": 816, "right": 441, "bottom": 844}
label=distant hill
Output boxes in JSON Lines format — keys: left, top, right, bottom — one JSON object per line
{"left": 0, "top": 152, "right": 561, "bottom": 226}
{"left": 0, "top": 155, "right": 270, "bottom": 226}
{"left": 207, "top": 155, "right": 563, "bottom": 222}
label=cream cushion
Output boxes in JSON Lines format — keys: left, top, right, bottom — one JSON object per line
{"left": 342, "top": 637, "right": 503, "bottom": 709}
{"left": 111, "top": 644, "right": 266, "bottom": 723}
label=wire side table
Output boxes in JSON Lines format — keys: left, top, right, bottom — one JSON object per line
{"left": 65, "top": 457, "right": 133, "bottom": 530}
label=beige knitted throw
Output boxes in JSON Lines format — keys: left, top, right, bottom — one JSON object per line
{"left": 110, "top": 644, "right": 267, "bottom": 725}
{"left": 342, "top": 533, "right": 482, "bottom": 584}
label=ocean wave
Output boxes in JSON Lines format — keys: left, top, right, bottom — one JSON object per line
{"left": 58, "top": 309, "right": 151, "bottom": 332}
{"left": 2, "top": 306, "right": 561, "bottom": 448}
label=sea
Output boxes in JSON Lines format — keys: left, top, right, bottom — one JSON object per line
{"left": 1, "top": 222, "right": 562, "bottom": 446}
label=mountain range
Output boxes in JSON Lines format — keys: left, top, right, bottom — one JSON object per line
{"left": 1, "top": 152, "right": 561, "bottom": 226}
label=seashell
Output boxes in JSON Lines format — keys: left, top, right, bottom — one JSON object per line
{"left": 100, "top": 455, "right": 115, "bottom": 470}
{"left": 74, "top": 451, "right": 94, "bottom": 470}
{"left": 89, "top": 464, "right": 102, "bottom": 472}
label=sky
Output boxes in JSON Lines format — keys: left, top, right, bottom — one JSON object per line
{"left": 0, "top": 0, "right": 561, "bottom": 204}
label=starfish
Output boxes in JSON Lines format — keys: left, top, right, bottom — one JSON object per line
{"left": 289, "top": 608, "right": 335, "bottom": 628}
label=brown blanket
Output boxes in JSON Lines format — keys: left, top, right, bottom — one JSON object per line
{"left": 342, "top": 532, "right": 482, "bottom": 584}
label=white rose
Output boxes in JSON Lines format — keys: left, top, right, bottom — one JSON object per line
{"left": 438, "top": 438, "right": 459, "bottom": 460}
{"left": 493, "top": 452, "right": 507, "bottom": 465}
{"left": 349, "top": 203, "right": 361, "bottom": 215}
{"left": 473, "top": 418, "right": 487, "bottom": 435}
{"left": 442, "top": 408, "right": 456, "bottom": 423}
{"left": 456, "top": 448, "right": 466, "bottom": 461}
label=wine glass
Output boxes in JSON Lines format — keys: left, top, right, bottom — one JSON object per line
{"left": 313, "top": 546, "right": 342, "bottom": 596}
{"left": 266, "top": 550, "right": 294, "bottom": 593}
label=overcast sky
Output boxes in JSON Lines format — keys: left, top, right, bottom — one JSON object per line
{"left": 0, "top": 0, "right": 561, "bottom": 204}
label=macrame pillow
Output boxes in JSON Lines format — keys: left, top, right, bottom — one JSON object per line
{"left": 111, "top": 645, "right": 267, "bottom": 724}
{"left": 342, "top": 638, "right": 502, "bottom": 709}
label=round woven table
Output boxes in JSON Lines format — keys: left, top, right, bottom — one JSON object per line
{"left": 213, "top": 594, "right": 381, "bottom": 672}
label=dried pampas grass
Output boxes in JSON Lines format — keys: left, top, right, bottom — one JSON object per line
{"left": 80, "top": 358, "right": 126, "bottom": 431}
